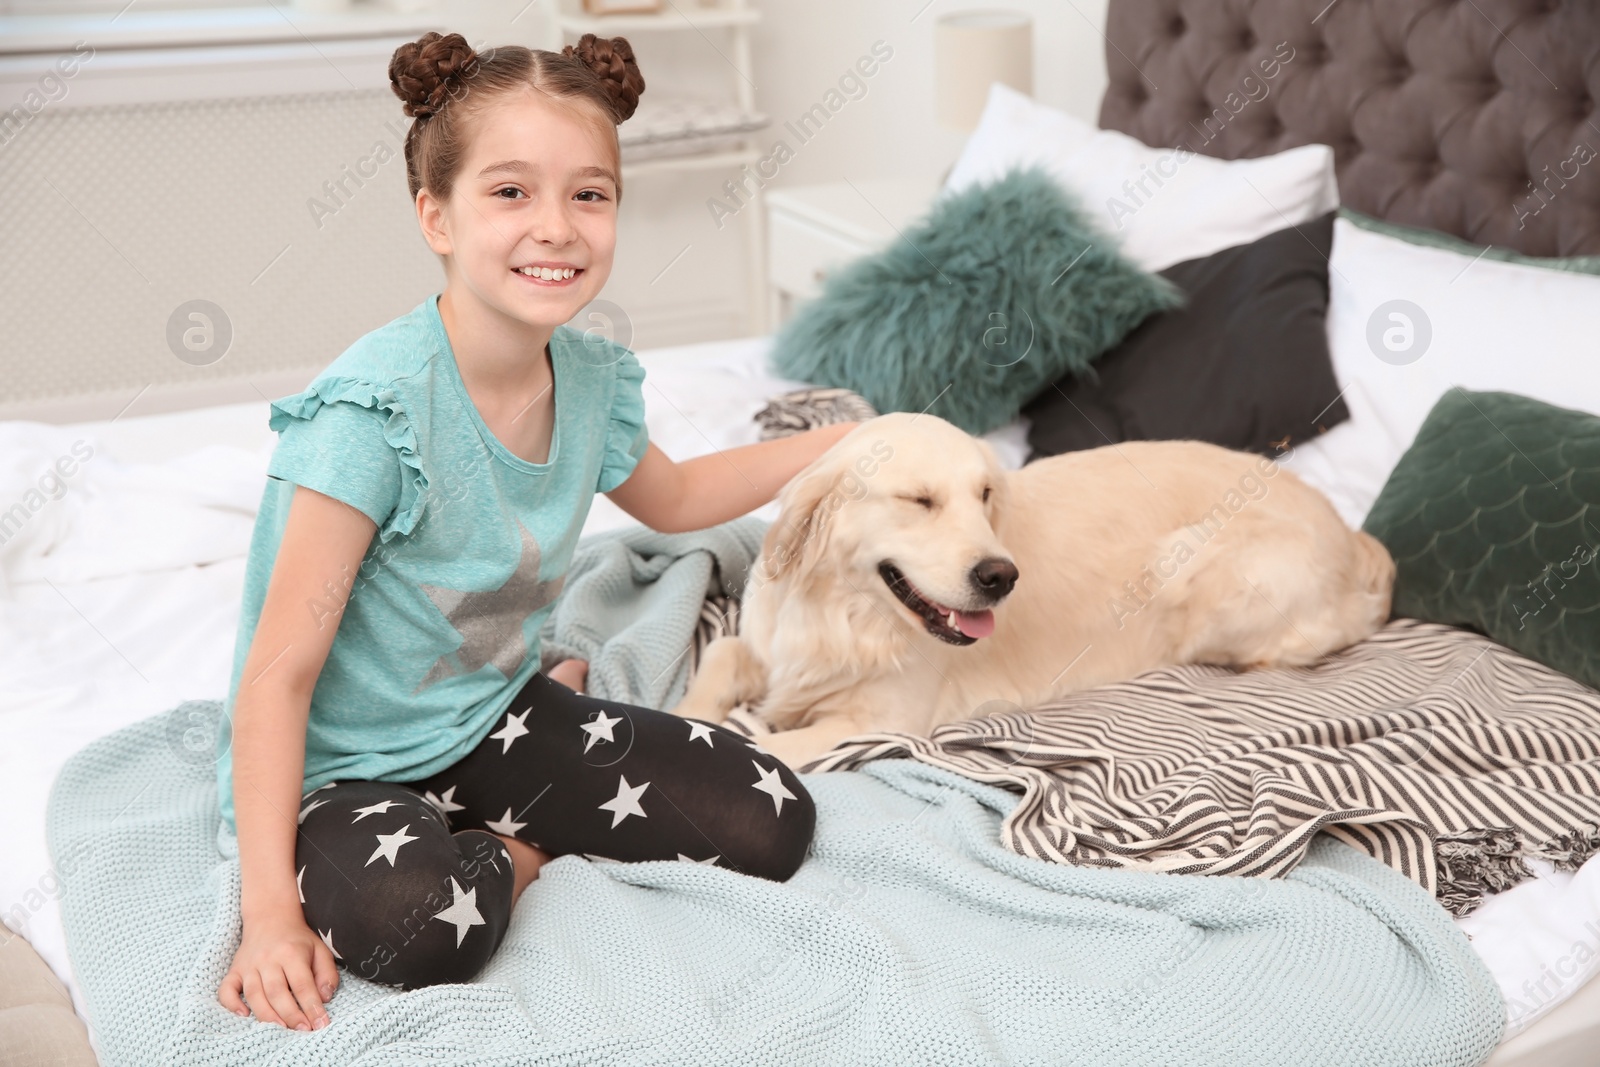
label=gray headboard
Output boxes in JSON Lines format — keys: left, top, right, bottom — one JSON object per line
{"left": 1097, "top": 0, "right": 1600, "bottom": 256}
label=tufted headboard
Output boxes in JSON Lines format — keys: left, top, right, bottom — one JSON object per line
{"left": 1097, "top": 0, "right": 1600, "bottom": 256}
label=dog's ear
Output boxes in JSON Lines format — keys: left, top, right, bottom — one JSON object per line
{"left": 754, "top": 456, "right": 844, "bottom": 586}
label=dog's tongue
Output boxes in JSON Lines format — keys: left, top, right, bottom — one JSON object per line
{"left": 951, "top": 609, "right": 995, "bottom": 639}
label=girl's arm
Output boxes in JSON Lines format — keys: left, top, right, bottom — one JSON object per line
{"left": 606, "top": 421, "right": 861, "bottom": 534}
{"left": 217, "top": 484, "right": 378, "bottom": 1031}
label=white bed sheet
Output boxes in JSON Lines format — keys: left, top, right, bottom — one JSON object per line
{"left": 0, "top": 333, "right": 1588, "bottom": 1052}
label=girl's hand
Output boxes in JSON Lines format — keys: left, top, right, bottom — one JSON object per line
{"left": 607, "top": 421, "right": 867, "bottom": 534}
{"left": 218, "top": 910, "right": 338, "bottom": 1031}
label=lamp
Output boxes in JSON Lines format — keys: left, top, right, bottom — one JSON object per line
{"left": 934, "top": 11, "right": 1034, "bottom": 132}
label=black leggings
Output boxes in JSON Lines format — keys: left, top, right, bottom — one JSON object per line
{"left": 293, "top": 672, "right": 816, "bottom": 989}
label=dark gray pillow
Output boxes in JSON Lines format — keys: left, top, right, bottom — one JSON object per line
{"left": 1021, "top": 212, "right": 1348, "bottom": 460}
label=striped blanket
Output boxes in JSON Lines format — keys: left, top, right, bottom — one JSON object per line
{"left": 699, "top": 615, "right": 1600, "bottom": 917}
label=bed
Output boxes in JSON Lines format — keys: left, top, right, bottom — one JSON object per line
{"left": 3, "top": 333, "right": 1597, "bottom": 1066}
{"left": 9, "top": 0, "right": 1600, "bottom": 1063}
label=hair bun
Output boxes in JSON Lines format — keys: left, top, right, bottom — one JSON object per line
{"left": 389, "top": 31, "right": 479, "bottom": 119}
{"left": 562, "top": 33, "right": 646, "bottom": 122}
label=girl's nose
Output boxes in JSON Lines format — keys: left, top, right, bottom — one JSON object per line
{"left": 528, "top": 197, "right": 577, "bottom": 247}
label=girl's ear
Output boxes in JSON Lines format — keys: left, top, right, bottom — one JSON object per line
{"left": 416, "top": 188, "right": 452, "bottom": 256}
{"left": 755, "top": 457, "right": 844, "bottom": 587}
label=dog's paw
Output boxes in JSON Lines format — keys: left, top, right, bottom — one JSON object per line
{"left": 722, "top": 704, "right": 770, "bottom": 738}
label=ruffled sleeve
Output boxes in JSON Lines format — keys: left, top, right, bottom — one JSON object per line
{"left": 596, "top": 347, "right": 649, "bottom": 493}
{"left": 268, "top": 376, "right": 430, "bottom": 543}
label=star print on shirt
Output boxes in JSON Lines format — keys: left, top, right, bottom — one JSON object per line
{"left": 296, "top": 866, "right": 306, "bottom": 904}
{"left": 411, "top": 519, "right": 566, "bottom": 695}
{"left": 686, "top": 721, "right": 717, "bottom": 747}
{"left": 366, "top": 824, "right": 419, "bottom": 867}
{"left": 751, "top": 762, "right": 797, "bottom": 816}
{"left": 598, "top": 774, "right": 650, "bottom": 828}
{"left": 433, "top": 878, "right": 486, "bottom": 948}
{"left": 581, "top": 709, "right": 623, "bottom": 753}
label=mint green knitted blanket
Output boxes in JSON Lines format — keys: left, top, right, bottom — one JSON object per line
{"left": 48, "top": 521, "right": 1505, "bottom": 1066}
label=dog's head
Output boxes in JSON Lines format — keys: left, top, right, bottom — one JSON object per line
{"left": 754, "top": 412, "right": 1017, "bottom": 647}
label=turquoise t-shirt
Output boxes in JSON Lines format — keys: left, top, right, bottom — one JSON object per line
{"left": 217, "top": 293, "right": 649, "bottom": 830}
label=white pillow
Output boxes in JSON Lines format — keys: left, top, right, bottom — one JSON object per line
{"left": 943, "top": 83, "right": 1339, "bottom": 272}
{"left": 1279, "top": 218, "right": 1600, "bottom": 528}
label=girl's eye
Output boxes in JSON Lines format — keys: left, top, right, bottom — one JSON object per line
{"left": 494, "top": 186, "right": 525, "bottom": 200}
{"left": 574, "top": 189, "right": 608, "bottom": 203}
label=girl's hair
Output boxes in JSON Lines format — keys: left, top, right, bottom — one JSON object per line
{"left": 387, "top": 31, "right": 645, "bottom": 203}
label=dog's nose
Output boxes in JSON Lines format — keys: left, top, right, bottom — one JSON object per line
{"left": 969, "top": 557, "right": 1019, "bottom": 599}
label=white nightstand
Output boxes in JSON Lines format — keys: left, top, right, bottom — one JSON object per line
{"left": 764, "top": 177, "right": 943, "bottom": 327}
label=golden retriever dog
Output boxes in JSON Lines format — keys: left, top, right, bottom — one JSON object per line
{"left": 670, "top": 412, "right": 1395, "bottom": 772}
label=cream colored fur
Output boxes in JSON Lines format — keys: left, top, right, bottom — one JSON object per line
{"left": 669, "top": 412, "right": 1395, "bottom": 773}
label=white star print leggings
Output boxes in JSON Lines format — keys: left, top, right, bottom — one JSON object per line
{"left": 293, "top": 671, "right": 817, "bottom": 990}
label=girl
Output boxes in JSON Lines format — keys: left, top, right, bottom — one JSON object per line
{"left": 215, "top": 31, "right": 859, "bottom": 1031}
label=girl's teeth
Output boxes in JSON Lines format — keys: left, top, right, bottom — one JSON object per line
{"left": 516, "top": 267, "right": 576, "bottom": 280}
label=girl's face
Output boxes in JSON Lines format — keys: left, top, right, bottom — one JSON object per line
{"left": 418, "top": 87, "right": 619, "bottom": 332}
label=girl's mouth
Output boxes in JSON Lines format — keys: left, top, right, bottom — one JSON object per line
{"left": 511, "top": 265, "right": 582, "bottom": 286}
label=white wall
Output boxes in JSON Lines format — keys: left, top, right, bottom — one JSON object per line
{"left": 0, "top": 0, "right": 1112, "bottom": 421}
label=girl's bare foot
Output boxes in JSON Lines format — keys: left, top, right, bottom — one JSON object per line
{"left": 494, "top": 834, "right": 554, "bottom": 903}
{"left": 548, "top": 658, "right": 588, "bottom": 694}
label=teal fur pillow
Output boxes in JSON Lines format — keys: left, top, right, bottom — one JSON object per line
{"left": 768, "top": 166, "right": 1185, "bottom": 436}
{"left": 1363, "top": 389, "right": 1600, "bottom": 691}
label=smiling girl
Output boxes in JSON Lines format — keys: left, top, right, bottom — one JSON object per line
{"left": 215, "top": 31, "right": 855, "bottom": 1031}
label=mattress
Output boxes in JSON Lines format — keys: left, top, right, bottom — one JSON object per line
{"left": 0, "top": 333, "right": 1593, "bottom": 1062}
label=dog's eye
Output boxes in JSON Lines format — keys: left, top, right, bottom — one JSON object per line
{"left": 982, "top": 486, "right": 991, "bottom": 503}
{"left": 913, "top": 495, "right": 933, "bottom": 509}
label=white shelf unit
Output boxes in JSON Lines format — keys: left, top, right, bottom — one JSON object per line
{"left": 551, "top": 0, "right": 768, "bottom": 335}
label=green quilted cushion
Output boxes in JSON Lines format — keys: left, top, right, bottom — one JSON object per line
{"left": 1363, "top": 389, "right": 1600, "bottom": 690}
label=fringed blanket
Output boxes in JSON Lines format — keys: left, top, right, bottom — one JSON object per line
{"left": 715, "top": 618, "right": 1600, "bottom": 917}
